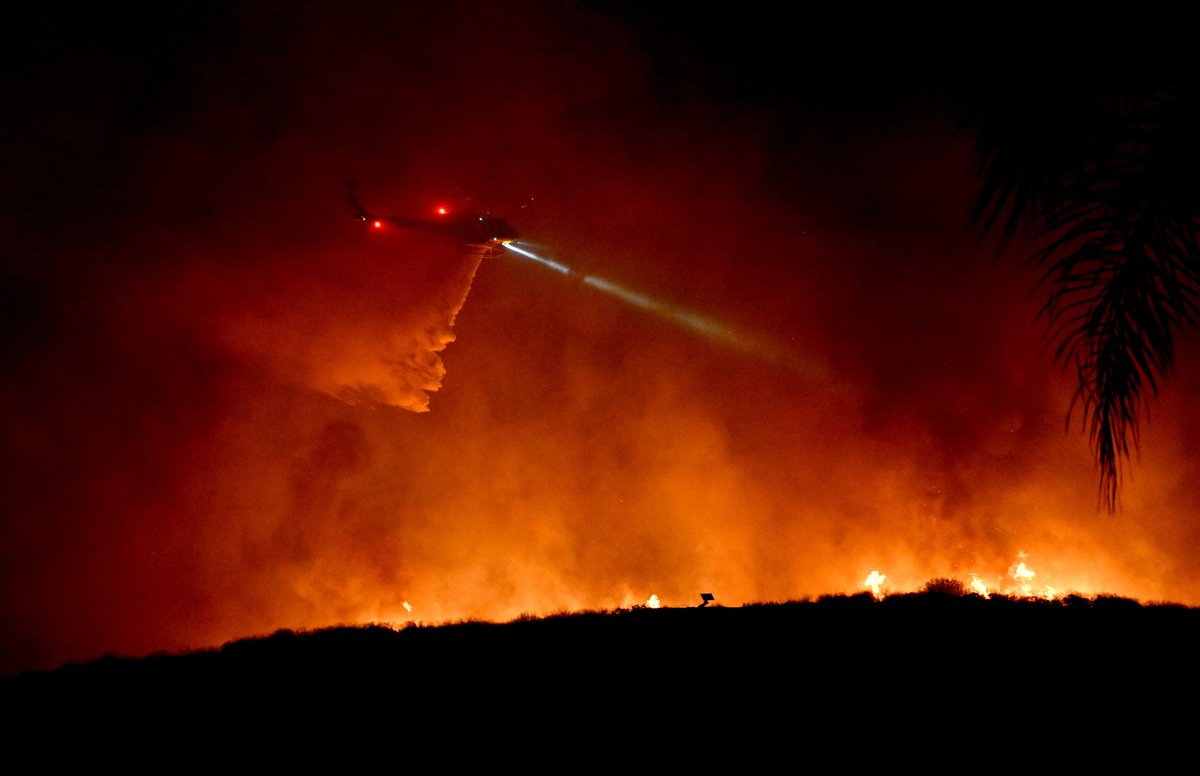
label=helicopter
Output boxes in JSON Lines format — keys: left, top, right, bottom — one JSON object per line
{"left": 348, "top": 181, "right": 519, "bottom": 257}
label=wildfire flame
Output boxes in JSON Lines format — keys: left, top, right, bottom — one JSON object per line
{"left": 866, "top": 553, "right": 1067, "bottom": 602}
{"left": 1001, "top": 552, "right": 1060, "bottom": 599}
{"left": 1010, "top": 561, "right": 1036, "bottom": 595}
{"left": 645, "top": 594, "right": 661, "bottom": 609}
{"left": 864, "top": 570, "right": 886, "bottom": 600}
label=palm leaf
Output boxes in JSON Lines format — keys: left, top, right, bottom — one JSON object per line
{"left": 964, "top": 59, "right": 1200, "bottom": 511}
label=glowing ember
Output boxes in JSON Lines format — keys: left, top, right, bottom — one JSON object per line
{"left": 864, "top": 570, "right": 886, "bottom": 600}
{"left": 645, "top": 594, "right": 661, "bottom": 609}
{"left": 402, "top": 601, "right": 413, "bottom": 613}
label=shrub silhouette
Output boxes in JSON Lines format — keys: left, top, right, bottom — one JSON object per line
{"left": 921, "top": 577, "right": 967, "bottom": 596}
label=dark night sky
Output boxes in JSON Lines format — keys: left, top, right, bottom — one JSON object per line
{"left": 3, "top": 3, "right": 1198, "bottom": 675}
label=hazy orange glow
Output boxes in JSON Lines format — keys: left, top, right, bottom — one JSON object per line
{"left": 3, "top": 4, "right": 1199, "bottom": 678}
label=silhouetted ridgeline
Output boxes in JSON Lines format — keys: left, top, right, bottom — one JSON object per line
{"left": 1, "top": 593, "right": 1191, "bottom": 769}
{"left": 4, "top": 592, "right": 1195, "bottom": 695}
{"left": 4, "top": 590, "right": 1195, "bottom": 753}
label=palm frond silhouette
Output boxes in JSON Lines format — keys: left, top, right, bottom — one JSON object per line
{"left": 963, "top": 48, "right": 1200, "bottom": 511}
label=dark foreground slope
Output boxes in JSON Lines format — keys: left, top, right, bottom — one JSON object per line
{"left": 5, "top": 593, "right": 1199, "bottom": 743}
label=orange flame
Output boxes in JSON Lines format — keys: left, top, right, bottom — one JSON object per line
{"left": 864, "top": 570, "right": 887, "bottom": 600}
